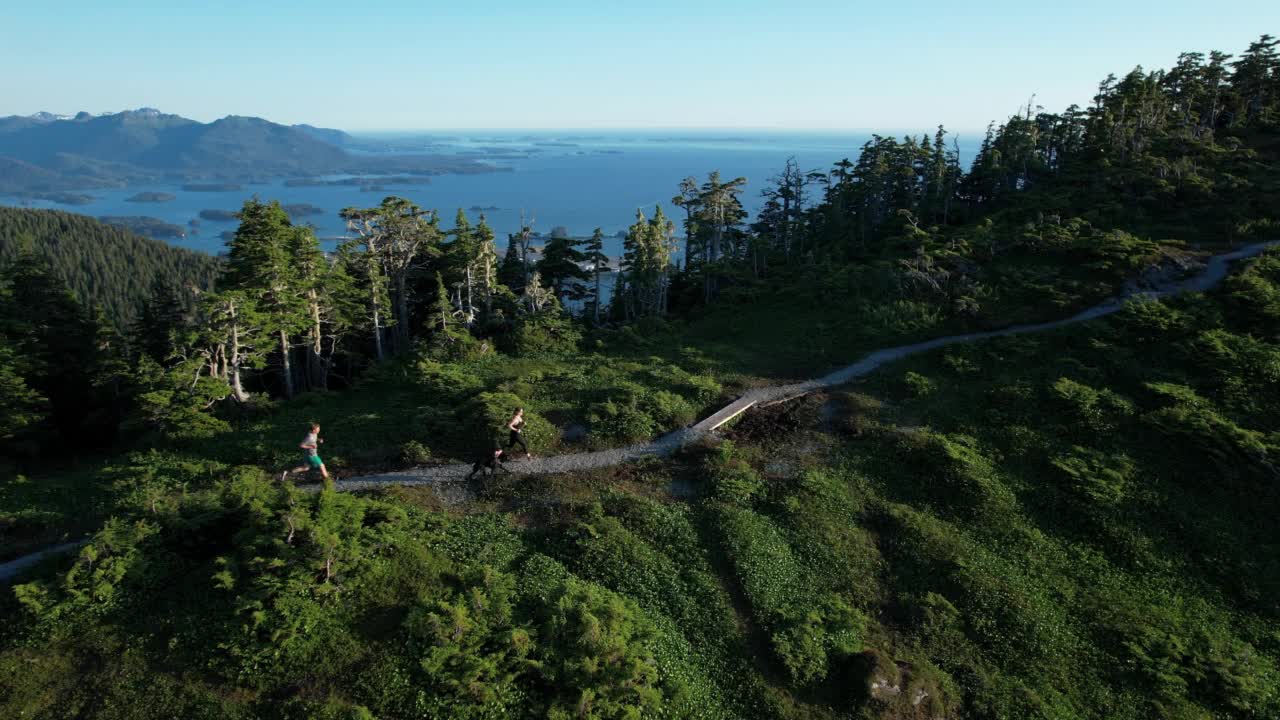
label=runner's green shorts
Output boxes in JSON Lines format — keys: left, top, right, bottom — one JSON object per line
{"left": 307, "top": 455, "right": 324, "bottom": 468}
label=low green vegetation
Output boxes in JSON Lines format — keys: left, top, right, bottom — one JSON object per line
{"left": 3, "top": 34, "right": 1280, "bottom": 719}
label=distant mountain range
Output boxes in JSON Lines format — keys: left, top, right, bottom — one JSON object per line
{"left": 0, "top": 108, "right": 499, "bottom": 192}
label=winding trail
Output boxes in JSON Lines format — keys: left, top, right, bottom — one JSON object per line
{"left": 2, "top": 240, "right": 1274, "bottom": 582}
{"left": 330, "top": 240, "right": 1279, "bottom": 494}
{"left": 0, "top": 542, "right": 84, "bottom": 583}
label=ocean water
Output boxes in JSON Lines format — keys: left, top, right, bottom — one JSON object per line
{"left": 4, "top": 130, "right": 979, "bottom": 258}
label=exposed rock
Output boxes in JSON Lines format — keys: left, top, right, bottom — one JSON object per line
{"left": 869, "top": 676, "right": 902, "bottom": 701}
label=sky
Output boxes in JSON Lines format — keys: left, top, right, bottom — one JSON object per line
{"left": 3, "top": 1, "right": 1277, "bottom": 132}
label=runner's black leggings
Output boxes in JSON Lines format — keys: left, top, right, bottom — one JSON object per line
{"left": 508, "top": 430, "right": 528, "bottom": 453}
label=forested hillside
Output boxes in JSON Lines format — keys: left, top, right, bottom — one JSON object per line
{"left": 2, "top": 34, "right": 1279, "bottom": 720}
{"left": 0, "top": 208, "right": 220, "bottom": 328}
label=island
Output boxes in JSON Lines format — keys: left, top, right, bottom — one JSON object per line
{"left": 283, "top": 175, "right": 432, "bottom": 188}
{"left": 98, "top": 216, "right": 186, "bottom": 239}
{"left": 182, "top": 183, "right": 243, "bottom": 192}
{"left": 469, "top": 205, "right": 501, "bottom": 212}
{"left": 125, "top": 191, "right": 177, "bottom": 203}
{"left": 198, "top": 209, "right": 239, "bottom": 221}
{"left": 283, "top": 203, "right": 324, "bottom": 218}
{"left": 14, "top": 191, "right": 96, "bottom": 206}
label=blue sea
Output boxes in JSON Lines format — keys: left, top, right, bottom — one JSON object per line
{"left": 4, "top": 130, "right": 980, "bottom": 258}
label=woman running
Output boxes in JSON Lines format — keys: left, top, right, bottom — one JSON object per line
{"left": 506, "top": 407, "right": 531, "bottom": 459}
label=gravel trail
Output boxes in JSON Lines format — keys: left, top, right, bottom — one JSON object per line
{"left": 3, "top": 241, "right": 1274, "bottom": 580}
{"left": 328, "top": 240, "right": 1278, "bottom": 496}
{"left": 0, "top": 541, "right": 85, "bottom": 583}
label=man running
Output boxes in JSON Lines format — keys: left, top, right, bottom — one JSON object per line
{"left": 466, "top": 442, "right": 511, "bottom": 481}
{"left": 282, "top": 422, "right": 330, "bottom": 482}
{"left": 506, "top": 407, "right": 531, "bottom": 459}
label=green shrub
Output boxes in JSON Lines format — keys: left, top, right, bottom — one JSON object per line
{"left": 1108, "top": 597, "right": 1280, "bottom": 718}
{"left": 399, "top": 440, "right": 432, "bottom": 465}
{"left": 426, "top": 327, "right": 492, "bottom": 362}
{"left": 587, "top": 399, "right": 657, "bottom": 443}
{"left": 455, "top": 392, "right": 556, "bottom": 454}
{"left": 903, "top": 371, "right": 937, "bottom": 398}
{"left": 508, "top": 311, "right": 583, "bottom": 357}
{"left": 102, "top": 450, "right": 230, "bottom": 514}
{"left": 14, "top": 517, "right": 160, "bottom": 635}
{"left": 537, "top": 581, "right": 667, "bottom": 719}
{"left": 1142, "top": 382, "right": 1272, "bottom": 480}
{"left": 705, "top": 442, "right": 764, "bottom": 506}
{"left": 1049, "top": 377, "right": 1135, "bottom": 436}
{"left": 644, "top": 390, "right": 697, "bottom": 429}
{"left": 413, "top": 359, "right": 485, "bottom": 401}
{"left": 1050, "top": 445, "right": 1134, "bottom": 507}
{"left": 890, "top": 430, "right": 1017, "bottom": 521}
{"left": 402, "top": 566, "right": 535, "bottom": 717}
{"left": 712, "top": 503, "right": 863, "bottom": 686}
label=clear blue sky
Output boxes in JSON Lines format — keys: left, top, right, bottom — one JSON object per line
{"left": 3, "top": 1, "right": 1276, "bottom": 132}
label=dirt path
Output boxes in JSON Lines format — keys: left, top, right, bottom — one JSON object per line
{"left": 331, "top": 240, "right": 1278, "bottom": 495}
{"left": 4, "top": 241, "right": 1275, "bottom": 581}
{"left": 0, "top": 541, "right": 84, "bottom": 583}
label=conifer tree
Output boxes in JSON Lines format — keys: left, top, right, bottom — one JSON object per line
{"left": 131, "top": 279, "right": 189, "bottom": 364}
{"left": 285, "top": 225, "right": 346, "bottom": 391}
{"left": 583, "top": 228, "right": 609, "bottom": 324}
{"left": 619, "top": 207, "right": 675, "bottom": 319}
{"left": 536, "top": 231, "right": 590, "bottom": 305}
{"left": 499, "top": 240, "right": 526, "bottom": 296}
{"left": 0, "top": 251, "right": 101, "bottom": 445}
{"left": 474, "top": 214, "right": 501, "bottom": 318}
{"left": 433, "top": 271, "right": 453, "bottom": 331}
{"left": 224, "top": 199, "right": 308, "bottom": 398}
{"left": 0, "top": 345, "right": 47, "bottom": 450}
{"left": 445, "top": 209, "right": 479, "bottom": 327}
{"left": 340, "top": 197, "right": 442, "bottom": 356}
{"left": 696, "top": 172, "right": 747, "bottom": 303}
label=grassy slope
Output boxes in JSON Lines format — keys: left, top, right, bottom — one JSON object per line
{"left": 4, "top": 251, "right": 1278, "bottom": 719}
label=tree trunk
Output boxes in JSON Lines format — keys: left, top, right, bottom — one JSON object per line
{"left": 278, "top": 327, "right": 294, "bottom": 399}
{"left": 394, "top": 274, "right": 409, "bottom": 354}
{"left": 307, "top": 288, "right": 326, "bottom": 390}
{"left": 228, "top": 300, "right": 250, "bottom": 403}
{"left": 593, "top": 265, "right": 602, "bottom": 324}
{"left": 465, "top": 264, "right": 475, "bottom": 327}
{"left": 371, "top": 298, "right": 384, "bottom": 362}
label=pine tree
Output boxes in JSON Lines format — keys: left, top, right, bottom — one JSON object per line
{"left": 0, "top": 250, "right": 102, "bottom": 446}
{"left": 340, "top": 197, "right": 442, "bottom": 357}
{"left": 0, "top": 344, "right": 47, "bottom": 451}
{"left": 536, "top": 232, "right": 590, "bottom": 306}
{"left": 619, "top": 207, "right": 675, "bottom": 319}
{"left": 474, "top": 214, "right": 501, "bottom": 320}
{"left": 197, "top": 290, "right": 266, "bottom": 404}
{"left": 433, "top": 271, "right": 453, "bottom": 331}
{"left": 1231, "top": 34, "right": 1280, "bottom": 125}
{"left": 285, "top": 225, "right": 337, "bottom": 391}
{"left": 334, "top": 240, "right": 391, "bottom": 362}
{"left": 445, "top": 209, "right": 479, "bottom": 327}
{"left": 224, "top": 199, "right": 308, "bottom": 398}
{"left": 672, "top": 177, "right": 701, "bottom": 273}
{"left": 583, "top": 228, "right": 609, "bottom": 324}
{"left": 131, "top": 279, "right": 189, "bottom": 364}
{"left": 499, "top": 239, "right": 526, "bottom": 296}
{"left": 695, "top": 172, "right": 747, "bottom": 303}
